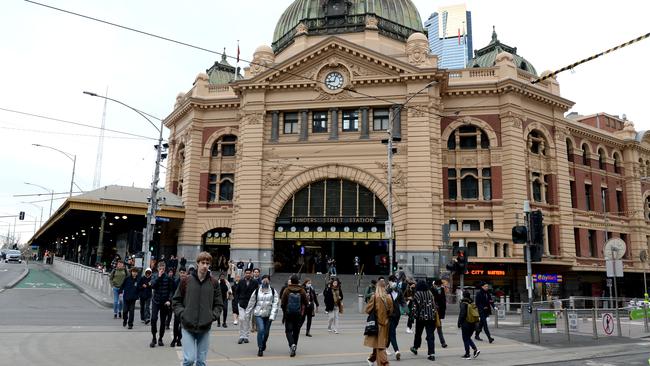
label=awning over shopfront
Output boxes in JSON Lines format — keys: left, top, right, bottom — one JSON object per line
{"left": 29, "top": 185, "right": 184, "bottom": 267}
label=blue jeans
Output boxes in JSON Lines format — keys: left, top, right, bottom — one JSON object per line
{"left": 181, "top": 328, "right": 210, "bottom": 366}
{"left": 112, "top": 287, "right": 123, "bottom": 314}
{"left": 255, "top": 316, "right": 272, "bottom": 350}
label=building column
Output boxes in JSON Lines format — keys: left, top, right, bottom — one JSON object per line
{"left": 271, "top": 111, "right": 279, "bottom": 142}
{"left": 299, "top": 110, "right": 308, "bottom": 141}
{"left": 329, "top": 108, "right": 339, "bottom": 140}
{"left": 360, "top": 107, "right": 369, "bottom": 139}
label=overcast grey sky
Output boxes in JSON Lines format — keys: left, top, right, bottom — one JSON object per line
{"left": 1, "top": 0, "right": 648, "bottom": 243}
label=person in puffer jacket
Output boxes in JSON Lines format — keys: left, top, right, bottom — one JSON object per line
{"left": 245, "top": 274, "right": 279, "bottom": 357}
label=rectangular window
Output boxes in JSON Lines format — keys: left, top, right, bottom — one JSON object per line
{"left": 309, "top": 181, "right": 325, "bottom": 217}
{"left": 342, "top": 110, "right": 359, "bottom": 132}
{"left": 601, "top": 187, "right": 608, "bottom": 212}
{"left": 620, "top": 234, "right": 629, "bottom": 258}
{"left": 208, "top": 174, "right": 217, "bottom": 202}
{"left": 218, "top": 174, "right": 234, "bottom": 201}
{"left": 312, "top": 111, "right": 328, "bottom": 133}
{"left": 467, "top": 242, "right": 478, "bottom": 257}
{"left": 222, "top": 144, "right": 236, "bottom": 156}
{"left": 588, "top": 230, "right": 596, "bottom": 257}
{"left": 482, "top": 178, "right": 492, "bottom": 200}
{"left": 570, "top": 181, "right": 577, "bottom": 208}
{"left": 616, "top": 190, "right": 624, "bottom": 214}
{"left": 484, "top": 220, "right": 493, "bottom": 231}
{"left": 373, "top": 109, "right": 390, "bottom": 131}
{"left": 503, "top": 243, "right": 509, "bottom": 257}
{"left": 547, "top": 225, "right": 554, "bottom": 255}
{"left": 462, "top": 220, "right": 480, "bottom": 231}
{"left": 283, "top": 112, "right": 299, "bottom": 134}
{"left": 448, "top": 169, "right": 457, "bottom": 200}
{"left": 449, "top": 220, "right": 458, "bottom": 231}
{"left": 574, "top": 228, "right": 581, "bottom": 257}
{"left": 585, "top": 184, "right": 592, "bottom": 211}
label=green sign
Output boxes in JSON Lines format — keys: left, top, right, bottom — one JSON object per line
{"left": 539, "top": 311, "right": 557, "bottom": 326}
{"left": 630, "top": 308, "right": 650, "bottom": 320}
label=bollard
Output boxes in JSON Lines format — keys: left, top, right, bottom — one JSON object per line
{"left": 494, "top": 305, "right": 499, "bottom": 329}
{"left": 506, "top": 296, "right": 511, "bottom": 312}
{"left": 592, "top": 308, "right": 598, "bottom": 339}
{"left": 520, "top": 305, "right": 525, "bottom": 327}
{"left": 358, "top": 294, "right": 364, "bottom": 314}
{"left": 534, "top": 308, "right": 541, "bottom": 344}
{"left": 643, "top": 302, "right": 650, "bottom": 333}
{"left": 563, "top": 308, "right": 570, "bottom": 342}
{"left": 615, "top": 303, "right": 622, "bottom": 337}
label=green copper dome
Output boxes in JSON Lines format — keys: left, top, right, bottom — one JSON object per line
{"left": 469, "top": 27, "right": 537, "bottom": 76}
{"left": 273, "top": 0, "right": 425, "bottom": 53}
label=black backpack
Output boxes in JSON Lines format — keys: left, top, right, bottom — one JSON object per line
{"left": 286, "top": 292, "right": 302, "bottom": 315}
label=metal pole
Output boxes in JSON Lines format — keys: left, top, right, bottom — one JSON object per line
{"left": 142, "top": 119, "right": 164, "bottom": 269}
{"left": 387, "top": 113, "right": 394, "bottom": 274}
{"left": 563, "top": 308, "right": 570, "bottom": 342}
{"left": 69, "top": 155, "right": 76, "bottom": 197}
{"left": 592, "top": 307, "right": 598, "bottom": 339}
{"left": 643, "top": 303, "right": 649, "bottom": 333}
{"left": 525, "top": 204, "right": 535, "bottom": 343}
{"left": 49, "top": 190, "right": 53, "bottom": 217}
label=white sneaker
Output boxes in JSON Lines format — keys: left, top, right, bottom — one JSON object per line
{"left": 405, "top": 327, "right": 413, "bottom": 334}
{"left": 395, "top": 351, "right": 401, "bottom": 360}
{"left": 334, "top": 330, "right": 339, "bottom": 334}
{"left": 233, "top": 320, "right": 238, "bottom": 325}
{"left": 386, "top": 350, "right": 392, "bottom": 356}
{"left": 328, "top": 328, "right": 333, "bottom": 332}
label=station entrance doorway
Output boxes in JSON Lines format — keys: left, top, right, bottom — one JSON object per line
{"left": 273, "top": 178, "right": 392, "bottom": 275}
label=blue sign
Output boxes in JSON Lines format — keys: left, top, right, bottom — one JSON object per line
{"left": 533, "top": 274, "right": 563, "bottom": 284}
{"left": 155, "top": 217, "right": 171, "bottom": 222}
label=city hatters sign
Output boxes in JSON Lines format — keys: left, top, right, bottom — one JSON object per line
{"left": 290, "top": 217, "right": 376, "bottom": 224}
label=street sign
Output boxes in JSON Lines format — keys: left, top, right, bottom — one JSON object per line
{"left": 155, "top": 217, "right": 170, "bottom": 223}
{"left": 604, "top": 238, "right": 626, "bottom": 259}
{"left": 602, "top": 313, "right": 614, "bottom": 335}
{"left": 539, "top": 311, "right": 557, "bottom": 333}
{"left": 630, "top": 307, "right": 650, "bottom": 320}
{"left": 606, "top": 278, "right": 613, "bottom": 287}
{"left": 385, "top": 220, "right": 392, "bottom": 238}
{"left": 606, "top": 260, "right": 624, "bottom": 277}
{"left": 568, "top": 312, "right": 579, "bottom": 331}
{"left": 498, "top": 307, "right": 506, "bottom": 320}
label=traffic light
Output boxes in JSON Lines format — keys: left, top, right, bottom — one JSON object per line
{"left": 525, "top": 243, "right": 543, "bottom": 263}
{"left": 530, "top": 210, "right": 544, "bottom": 245}
{"left": 19, "top": 211, "right": 25, "bottom": 220}
{"left": 149, "top": 240, "right": 155, "bottom": 253}
{"left": 457, "top": 251, "right": 467, "bottom": 274}
{"left": 391, "top": 261, "right": 398, "bottom": 273}
{"left": 512, "top": 225, "right": 527, "bottom": 244}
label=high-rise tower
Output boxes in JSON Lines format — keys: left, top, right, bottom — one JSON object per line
{"left": 424, "top": 4, "right": 473, "bottom": 69}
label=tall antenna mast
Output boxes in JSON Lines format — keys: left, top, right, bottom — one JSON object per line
{"left": 92, "top": 86, "right": 108, "bottom": 189}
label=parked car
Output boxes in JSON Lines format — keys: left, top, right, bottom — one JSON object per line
{"left": 5, "top": 250, "right": 22, "bottom": 263}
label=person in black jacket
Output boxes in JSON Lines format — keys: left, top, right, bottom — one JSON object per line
{"left": 150, "top": 261, "right": 175, "bottom": 348}
{"left": 474, "top": 282, "right": 495, "bottom": 343}
{"left": 386, "top": 275, "right": 405, "bottom": 360}
{"left": 432, "top": 279, "right": 448, "bottom": 348}
{"left": 218, "top": 273, "right": 231, "bottom": 328}
{"left": 458, "top": 291, "right": 480, "bottom": 359}
{"left": 323, "top": 278, "right": 343, "bottom": 334}
{"left": 138, "top": 268, "right": 153, "bottom": 324}
{"left": 120, "top": 267, "right": 140, "bottom": 329}
{"left": 409, "top": 280, "right": 437, "bottom": 361}
{"left": 302, "top": 278, "right": 319, "bottom": 337}
{"left": 170, "top": 267, "right": 186, "bottom": 347}
{"left": 235, "top": 268, "right": 258, "bottom": 344}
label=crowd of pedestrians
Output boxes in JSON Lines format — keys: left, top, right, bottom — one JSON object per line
{"left": 106, "top": 253, "right": 496, "bottom": 365}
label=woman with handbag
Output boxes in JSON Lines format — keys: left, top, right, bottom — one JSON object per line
{"left": 364, "top": 279, "right": 393, "bottom": 366}
{"left": 302, "top": 278, "right": 319, "bottom": 337}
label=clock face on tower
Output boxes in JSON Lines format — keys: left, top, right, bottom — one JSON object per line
{"left": 325, "top": 72, "right": 344, "bottom": 91}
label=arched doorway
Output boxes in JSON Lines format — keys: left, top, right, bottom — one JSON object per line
{"left": 202, "top": 228, "right": 231, "bottom": 273}
{"left": 273, "top": 179, "right": 391, "bottom": 274}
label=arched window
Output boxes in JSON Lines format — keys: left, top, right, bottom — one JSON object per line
{"left": 460, "top": 169, "right": 479, "bottom": 199}
{"left": 566, "top": 138, "right": 574, "bottom": 162}
{"left": 582, "top": 143, "right": 590, "bottom": 166}
{"left": 598, "top": 148, "right": 607, "bottom": 170}
{"left": 211, "top": 135, "right": 237, "bottom": 157}
{"left": 208, "top": 174, "right": 234, "bottom": 202}
{"left": 528, "top": 130, "right": 547, "bottom": 155}
{"left": 613, "top": 152, "right": 622, "bottom": 174}
{"left": 448, "top": 125, "right": 490, "bottom": 150}
{"left": 645, "top": 196, "right": 650, "bottom": 221}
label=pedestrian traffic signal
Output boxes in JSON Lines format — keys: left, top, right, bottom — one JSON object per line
{"left": 512, "top": 225, "right": 527, "bottom": 244}
{"left": 391, "top": 261, "right": 398, "bottom": 273}
{"left": 149, "top": 240, "right": 155, "bottom": 253}
{"left": 19, "top": 211, "right": 25, "bottom": 220}
{"left": 524, "top": 243, "right": 543, "bottom": 263}
{"left": 457, "top": 251, "right": 467, "bottom": 273}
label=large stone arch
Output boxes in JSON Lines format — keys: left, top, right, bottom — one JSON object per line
{"left": 262, "top": 164, "right": 402, "bottom": 237}
{"left": 441, "top": 116, "right": 499, "bottom": 148}
{"left": 199, "top": 217, "right": 233, "bottom": 235}
{"left": 202, "top": 127, "right": 240, "bottom": 157}
{"left": 523, "top": 121, "right": 556, "bottom": 152}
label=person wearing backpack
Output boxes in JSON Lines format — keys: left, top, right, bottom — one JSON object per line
{"left": 109, "top": 259, "right": 128, "bottom": 319}
{"left": 245, "top": 274, "right": 278, "bottom": 357}
{"left": 409, "top": 280, "right": 437, "bottom": 361}
{"left": 458, "top": 291, "right": 480, "bottom": 360}
{"left": 281, "top": 275, "right": 308, "bottom": 357}
{"left": 172, "top": 251, "right": 223, "bottom": 366}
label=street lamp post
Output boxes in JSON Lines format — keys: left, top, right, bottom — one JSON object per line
{"left": 24, "top": 182, "right": 54, "bottom": 217}
{"left": 83, "top": 91, "right": 164, "bottom": 270}
{"left": 21, "top": 202, "right": 43, "bottom": 230}
{"left": 383, "top": 79, "right": 437, "bottom": 274}
{"left": 32, "top": 144, "right": 76, "bottom": 197}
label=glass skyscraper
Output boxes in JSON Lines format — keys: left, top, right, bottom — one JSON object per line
{"left": 424, "top": 4, "right": 473, "bottom": 69}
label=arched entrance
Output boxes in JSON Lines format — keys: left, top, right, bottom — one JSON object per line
{"left": 273, "top": 179, "right": 391, "bottom": 274}
{"left": 202, "top": 228, "right": 231, "bottom": 273}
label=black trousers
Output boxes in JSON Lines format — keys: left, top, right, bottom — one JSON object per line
{"left": 122, "top": 299, "right": 136, "bottom": 326}
{"left": 413, "top": 319, "right": 436, "bottom": 356}
{"left": 221, "top": 299, "right": 228, "bottom": 325}
{"left": 139, "top": 297, "right": 151, "bottom": 321}
{"left": 172, "top": 312, "right": 182, "bottom": 342}
{"left": 387, "top": 316, "right": 400, "bottom": 351}
{"left": 475, "top": 312, "right": 492, "bottom": 339}
{"left": 151, "top": 301, "right": 170, "bottom": 340}
{"left": 461, "top": 322, "right": 477, "bottom": 355}
{"left": 305, "top": 313, "right": 314, "bottom": 334}
{"left": 284, "top": 314, "right": 303, "bottom": 347}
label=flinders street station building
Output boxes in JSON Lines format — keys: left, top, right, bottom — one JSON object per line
{"left": 163, "top": 0, "right": 650, "bottom": 299}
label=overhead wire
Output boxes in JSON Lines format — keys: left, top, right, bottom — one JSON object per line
{"left": 0, "top": 124, "right": 150, "bottom": 140}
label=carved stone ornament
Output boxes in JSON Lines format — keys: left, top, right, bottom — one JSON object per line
{"left": 315, "top": 88, "right": 352, "bottom": 101}
{"left": 365, "top": 15, "right": 378, "bottom": 30}
{"left": 375, "top": 161, "right": 406, "bottom": 188}
{"left": 250, "top": 53, "right": 275, "bottom": 77}
{"left": 241, "top": 112, "right": 265, "bottom": 126}
{"left": 263, "top": 164, "right": 289, "bottom": 187}
{"left": 407, "top": 104, "right": 428, "bottom": 118}
{"left": 295, "top": 22, "right": 308, "bottom": 35}
{"left": 347, "top": 63, "right": 371, "bottom": 77}
{"left": 406, "top": 37, "right": 429, "bottom": 66}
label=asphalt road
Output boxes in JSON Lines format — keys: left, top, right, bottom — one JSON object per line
{"left": 0, "top": 264, "right": 647, "bottom": 365}
{"left": 0, "top": 258, "right": 27, "bottom": 288}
